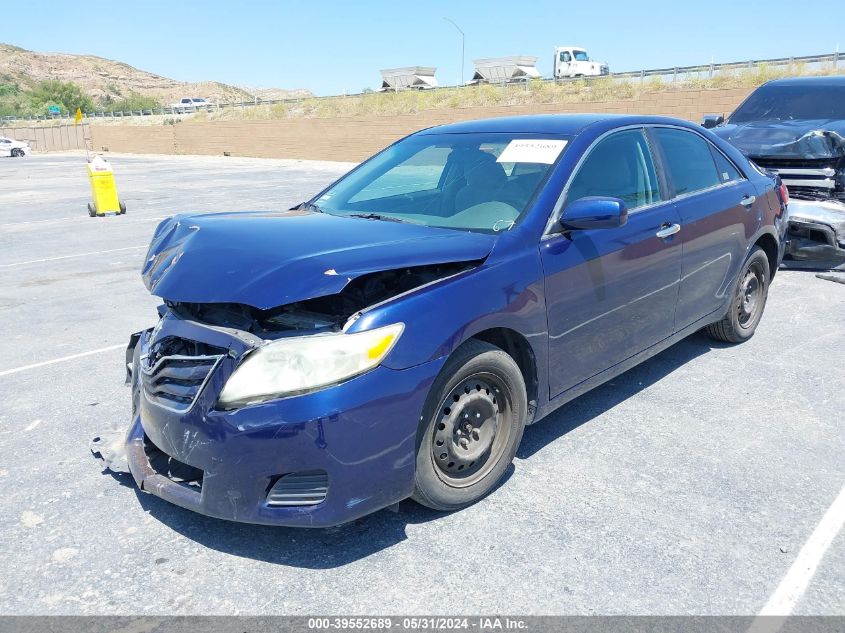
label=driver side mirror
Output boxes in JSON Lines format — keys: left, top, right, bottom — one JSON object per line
{"left": 560, "top": 197, "right": 627, "bottom": 231}
{"left": 701, "top": 114, "right": 725, "bottom": 129}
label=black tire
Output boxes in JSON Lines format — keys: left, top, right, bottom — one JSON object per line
{"left": 87, "top": 202, "right": 97, "bottom": 217}
{"left": 119, "top": 201, "right": 127, "bottom": 215}
{"left": 412, "top": 339, "right": 527, "bottom": 511}
{"left": 705, "top": 246, "right": 770, "bottom": 343}
{"left": 11, "top": 148, "right": 22, "bottom": 157}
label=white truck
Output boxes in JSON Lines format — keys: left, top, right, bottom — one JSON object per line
{"left": 553, "top": 46, "right": 609, "bottom": 78}
{"left": 170, "top": 97, "right": 210, "bottom": 114}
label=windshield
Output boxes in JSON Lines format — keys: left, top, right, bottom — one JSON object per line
{"left": 730, "top": 84, "right": 845, "bottom": 122}
{"left": 573, "top": 50, "right": 589, "bottom": 61}
{"left": 312, "top": 132, "right": 569, "bottom": 232}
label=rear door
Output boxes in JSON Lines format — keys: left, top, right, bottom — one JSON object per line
{"left": 650, "top": 127, "right": 760, "bottom": 329}
{"left": 541, "top": 127, "right": 682, "bottom": 398}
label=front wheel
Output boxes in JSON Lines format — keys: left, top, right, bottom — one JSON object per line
{"left": 413, "top": 340, "right": 527, "bottom": 511}
{"left": 705, "top": 246, "right": 770, "bottom": 343}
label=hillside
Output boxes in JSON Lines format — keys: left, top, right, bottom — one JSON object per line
{"left": 0, "top": 43, "right": 311, "bottom": 104}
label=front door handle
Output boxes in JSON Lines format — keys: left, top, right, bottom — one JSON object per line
{"left": 741, "top": 194, "right": 756, "bottom": 208}
{"left": 656, "top": 223, "right": 681, "bottom": 239}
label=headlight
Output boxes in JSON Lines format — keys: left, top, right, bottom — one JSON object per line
{"left": 217, "top": 323, "right": 404, "bottom": 407}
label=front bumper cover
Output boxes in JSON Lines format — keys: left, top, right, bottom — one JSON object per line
{"left": 125, "top": 314, "right": 444, "bottom": 527}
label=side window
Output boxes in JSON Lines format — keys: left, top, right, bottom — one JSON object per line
{"left": 712, "top": 148, "right": 742, "bottom": 184}
{"left": 653, "top": 128, "right": 721, "bottom": 195}
{"left": 348, "top": 146, "right": 451, "bottom": 202}
{"left": 561, "top": 52, "right": 571, "bottom": 63}
{"left": 565, "top": 129, "right": 662, "bottom": 211}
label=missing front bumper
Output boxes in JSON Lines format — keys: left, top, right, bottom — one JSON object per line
{"left": 783, "top": 199, "right": 845, "bottom": 270}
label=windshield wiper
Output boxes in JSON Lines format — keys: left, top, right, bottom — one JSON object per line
{"left": 347, "top": 212, "right": 410, "bottom": 223}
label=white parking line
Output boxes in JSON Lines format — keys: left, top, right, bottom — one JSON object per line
{"left": 0, "top": 344, "right": 124, "bottom": 378}
{"left": 0, "top": 216, "right": 81, "bottom": 228}
{"left": 0, "top": 245, "right": 146, "bottom": 269}
{"left": 748, "top": 484, "right": 845, "bottom": 632}
{"left": 0, "top": 216, "right": 164, "bottom": 228}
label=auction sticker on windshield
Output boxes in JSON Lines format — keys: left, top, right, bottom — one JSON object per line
{"left": 496, "top": 139, "right": 567, "bottom": 164}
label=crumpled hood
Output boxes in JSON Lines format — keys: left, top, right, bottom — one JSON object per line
{"left": 142, "top": 211, "right": 496, "bottom": 309}
{"left": 713, "top": 119, "right": 845, "bottom": 160}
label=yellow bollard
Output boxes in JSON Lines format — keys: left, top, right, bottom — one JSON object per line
{"left": 86, "top": 155, "right": 126, "bottom": 217}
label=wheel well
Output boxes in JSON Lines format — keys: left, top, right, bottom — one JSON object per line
{"left": 470, "top": 328, "right": 538, "bottom": 422}
{"left": 755, "top": 233, "right": 779, "bottom": 280}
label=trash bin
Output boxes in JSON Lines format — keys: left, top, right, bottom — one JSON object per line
{"left": 87, "top": 155, "right": 126, "bottom": 217}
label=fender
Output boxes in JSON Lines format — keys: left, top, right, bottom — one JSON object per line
{"left": 346, "top": 243, "right": 550, "bottom": 380}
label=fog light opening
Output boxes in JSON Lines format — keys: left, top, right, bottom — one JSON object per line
{"left": 266, "top": 470, "right": 328, "bottom": 507}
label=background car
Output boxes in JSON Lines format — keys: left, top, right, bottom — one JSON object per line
{"left": 0, "top": 136, "right": 31, "bottom": 157}
{"left": 170, "top": 97, "right": 210, "bottom": 114}
{"left": 704, "top": 76, "right": 845, "bottom": 269}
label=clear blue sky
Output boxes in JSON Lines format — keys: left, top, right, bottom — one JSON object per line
{"left": 5, "top": 0, "right": 844, "bottom": 96}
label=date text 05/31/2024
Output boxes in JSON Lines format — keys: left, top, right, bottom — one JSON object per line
{"left": 306, "top": 617, "right": 528, "bottom": 630}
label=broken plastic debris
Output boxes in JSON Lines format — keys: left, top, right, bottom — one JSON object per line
{"left": 91, "top": 429, "right": 130, "bottom": 474}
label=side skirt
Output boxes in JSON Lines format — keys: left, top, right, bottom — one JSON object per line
{"left": 535, "top": 309, "right": 725, "bottom": 423}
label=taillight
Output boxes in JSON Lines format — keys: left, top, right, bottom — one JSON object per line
{"left": 778, "top": 182, "right": 789, "bottom": 207}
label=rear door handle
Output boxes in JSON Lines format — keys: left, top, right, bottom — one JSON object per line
{"left": 741, "top": 194, "right": 756, "bottom": 208}
{"left": 656, "top": 223, "right": 681, "bottom": 239}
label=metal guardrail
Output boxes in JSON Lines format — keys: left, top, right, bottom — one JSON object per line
{"left": 2, "top": 51, "right": 842, "bottom": 124}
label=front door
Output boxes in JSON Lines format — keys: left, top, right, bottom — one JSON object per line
{"left": 540, "top": 128, "right": 682, "bottom": 398}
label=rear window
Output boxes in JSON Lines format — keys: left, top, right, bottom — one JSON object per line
{"left": 730, "top": 84, "right": 845, "bottom": 122}
{"left": 712, "top": 150, "right": 742, "bottom": 184}
{"left": 654, "top": 128, "right": 721, "bottom": 196}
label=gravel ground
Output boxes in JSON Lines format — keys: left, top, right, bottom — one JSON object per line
{"left": 0, "top": 153, "right": 842, "bottom": 616}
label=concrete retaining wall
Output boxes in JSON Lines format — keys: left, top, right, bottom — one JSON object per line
{"left": 0, "top": 124, "right": 88, "bottom": 152}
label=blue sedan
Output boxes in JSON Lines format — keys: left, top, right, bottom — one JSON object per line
{"left": 125, "top": 114, "right": 788, "bottom": 526}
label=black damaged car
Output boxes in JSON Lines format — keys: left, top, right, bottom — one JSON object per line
{"left": 703, "top": 75, "right": 845, "bottom": 269}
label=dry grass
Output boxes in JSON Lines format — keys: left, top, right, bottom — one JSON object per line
{"left": 189, "top": 63, "right": 844, "bottom": 122}
{"left": 8, "top": 63, "right": 845, "bottom": 127}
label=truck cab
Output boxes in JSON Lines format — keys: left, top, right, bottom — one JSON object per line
{"left": 554, "top": 46, "right": 609, "bottom": 78}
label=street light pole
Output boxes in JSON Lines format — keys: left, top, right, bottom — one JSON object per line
{"left": 443, "top": 17, "right": 465, "bottom": 86}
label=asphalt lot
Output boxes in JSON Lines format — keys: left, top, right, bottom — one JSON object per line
{"left": 0, "top": 153, "right": 843, "bottom": 616}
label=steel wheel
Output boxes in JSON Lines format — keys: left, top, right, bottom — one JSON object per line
{"left": 705, "top": 246, "right": 770, "bottom": 344}
{"left": 413, "top": 340, "right": 527, "bottom": 511}
{"left": 430, "top": 373, "right": 512, "bottom": 487}
{"left": 737, "top": 260, "right": 765, "bottom": 329}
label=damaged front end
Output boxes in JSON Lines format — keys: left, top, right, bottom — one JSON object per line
{"left": 783, "top": 198, "right": 845, "bottom": 270}
{"left": 118, "top": 256, "right": 481, "bottom": 526}
{"left": 749, "top": 135, "right": 845, "bottom": 269}
{"left": 109, "top": 206, "right": 503, "bottom": 525}
{"left": 715, "top": 120, "right": 845, "bottom": 269}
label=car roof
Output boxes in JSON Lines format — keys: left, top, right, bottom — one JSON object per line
{"left": 416, "top": 113, "right": 697, "bottom": 137}
{"left": 764, "top": 75, "right": 845, "bottom": 87}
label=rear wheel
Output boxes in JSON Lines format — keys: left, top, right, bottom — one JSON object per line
{"left": 706, "top": 246, "right": 770, "bottom": 343}
{"left": 11, "top": 148, "right": 22, "bottom": 157}
{"left": 119, "top": 201, "right": 127, "bottom": 215}
{"left": 87, "top": 202, "right": 97, "bottom": 217}
{"left": 412, "top": 340, "right": 527, "bottom": 511}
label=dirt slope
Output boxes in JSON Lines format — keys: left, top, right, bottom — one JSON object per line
{"left": 0, "top": 43, "right": 311, "bottom": 103}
